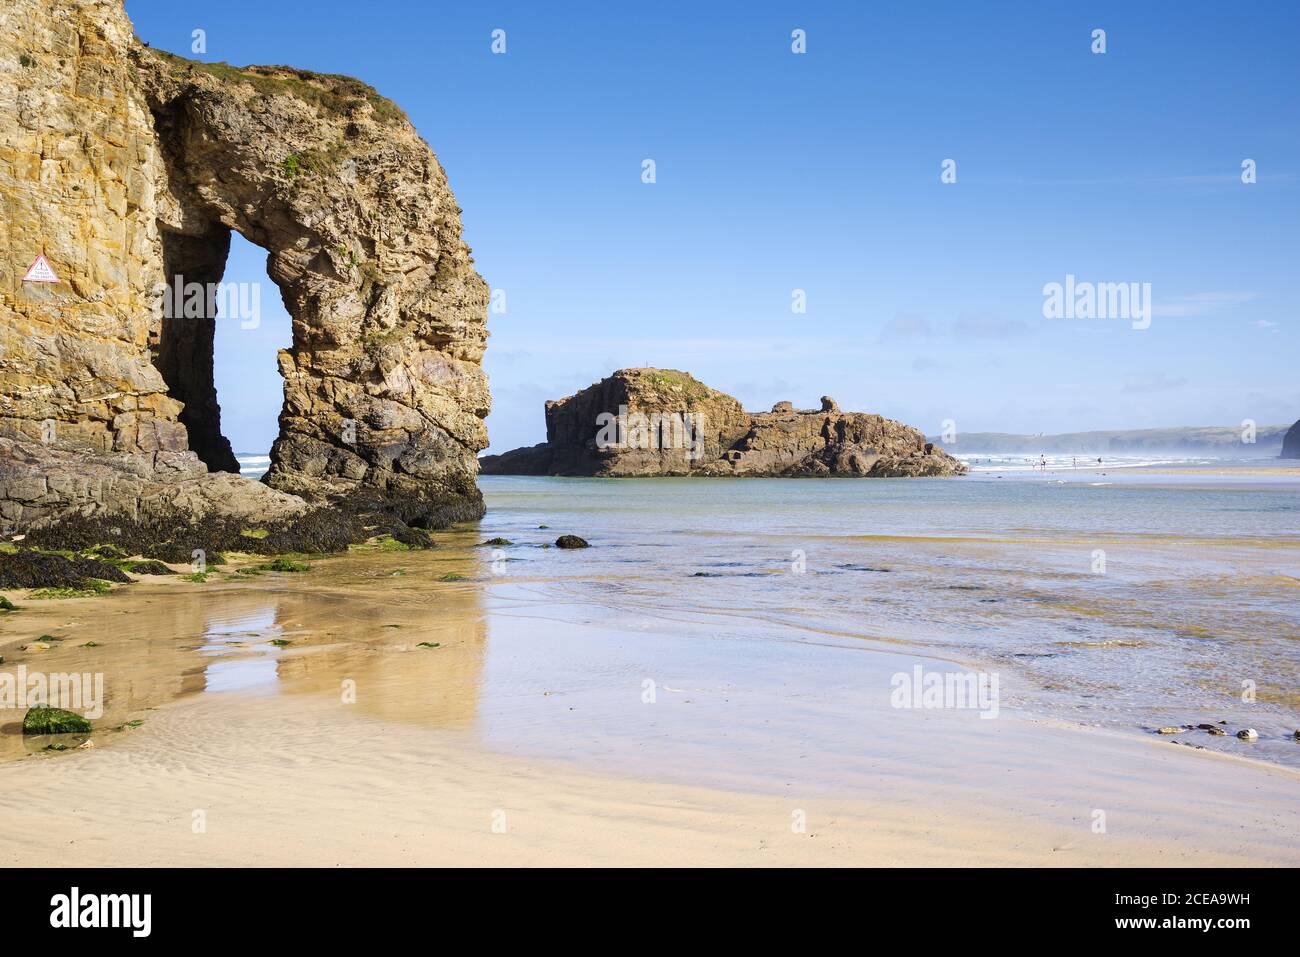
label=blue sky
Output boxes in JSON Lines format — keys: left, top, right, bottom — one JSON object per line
{"left": 125, "top": 0, "right": 1300, "bottom": 454}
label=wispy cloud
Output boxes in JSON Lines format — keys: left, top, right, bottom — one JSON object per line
{"left": 951, "top": 317, "right": 1032, "bottom": 340}
{"left": 1121, "top": 372, "right": 1188, "bottom": 394}
{"left": 877, "top": 314, "right": 936, "bottom": 342}
{"left": 878, "top": 314, "right": 1031, "bottom": 343}
{"left": 980, "top": 172, "right": 1296, "bottom": 188}
{"left": 1152, "top": 292, "right": 1260, "bottom": 318}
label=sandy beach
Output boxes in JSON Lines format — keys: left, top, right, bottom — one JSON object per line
{"left": 2, "top": 505, "right": 1297, "bottom": 866}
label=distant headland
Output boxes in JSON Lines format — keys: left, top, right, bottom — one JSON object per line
{"left": 928, "top": 424, "right": 1296, "bottom": 457}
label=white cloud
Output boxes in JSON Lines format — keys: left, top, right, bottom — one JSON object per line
{"left": 1152, "top": 292, "right": 1260, "bottom": 318}
{"left": 1121, "top": 372, "right": 1189, "bottom": 394}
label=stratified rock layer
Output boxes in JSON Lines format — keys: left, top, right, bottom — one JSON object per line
{"left": 0, "top": 0, "right": 489, "bottom": 533}
{"left": 479, "top": 369, "right": 964, "bottom": 478}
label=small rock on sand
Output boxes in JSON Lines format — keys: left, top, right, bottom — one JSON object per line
{"left": 23, "top": 705, "right": 92, "bottom": 735}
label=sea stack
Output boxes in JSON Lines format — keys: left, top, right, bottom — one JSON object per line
{"left": 478, "top": 368, "right": 964, "bottom": 478}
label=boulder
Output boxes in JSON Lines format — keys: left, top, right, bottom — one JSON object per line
{"left": 23, "top": 705, "right": 92, "bottom": 735}
{"left": 0, "top": 550, "right": 132, "bottom": 590}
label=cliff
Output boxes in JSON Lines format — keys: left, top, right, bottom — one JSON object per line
{"left": 1283, "top": 420, "right": 1300, "bottom": 459}
{"left": 479, "top": 369, "right": 963, "bottom": 478}
{"left": 928, "top": 425, "right": 1292, "bottom": 456}
{"left": 0, "top": 0, "right": 489, "bottom": 535}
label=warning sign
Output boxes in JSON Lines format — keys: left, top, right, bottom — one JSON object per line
{"left": 22, "top": 254, "right": 60, "bottom": 284}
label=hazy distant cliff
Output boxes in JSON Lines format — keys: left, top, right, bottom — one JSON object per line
{"left": 1282, "top": 420, "right": 1300, "bottom": 459}
{"left": 927, "top": 425, "right": 1292, "bottom": 456}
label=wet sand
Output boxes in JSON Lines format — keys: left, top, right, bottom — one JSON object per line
{"left": 1, "top": 544, "right": 1297, "bottom": 866}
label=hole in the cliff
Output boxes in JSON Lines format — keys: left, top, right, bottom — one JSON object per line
{"left": 154, "top": 229, "right": 291, "bottom": 479}
{"left": 214, "top": 234, "right": 293, "bottom": 479}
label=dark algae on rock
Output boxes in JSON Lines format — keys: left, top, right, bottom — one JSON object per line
{"left": 0, "top": 551, "right": 132, "bottom": 590}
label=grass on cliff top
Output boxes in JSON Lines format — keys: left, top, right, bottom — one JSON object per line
{"left": 624, "top": 368, "right": 720, "bottom": 402}
{"left": 147, "top": 48, "right": 407, "bottom": 126}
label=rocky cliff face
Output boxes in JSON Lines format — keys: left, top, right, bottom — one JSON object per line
{"left": 491, "top": 369, "right": 750, "bottom": 476}
{"left": 479, "top": 369, "right": 964, "bottom": 478}
{"left": 1283, "top": 420, "right": 1300, "bottom": 459}
{"left": 0, "top": 0, "right": 489, "bottom": 533}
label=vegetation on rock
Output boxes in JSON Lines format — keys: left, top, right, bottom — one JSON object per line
{"left": 23, "top": 706, "right": 92, "bottom": 735}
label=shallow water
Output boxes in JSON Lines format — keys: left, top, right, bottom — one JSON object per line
{"left": 474, "top": 470, "right": 1300, "bottom": 767}
{"left": 3, "top": 466, "right": 1298, "bottom": 778}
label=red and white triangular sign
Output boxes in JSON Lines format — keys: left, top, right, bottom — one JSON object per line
{"left": 22, "top": 254, "right": 60, "bottom": 284}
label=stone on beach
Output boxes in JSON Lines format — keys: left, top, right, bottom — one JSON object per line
{"left": 23, "top": 706, "right": 92, "bottom": 735}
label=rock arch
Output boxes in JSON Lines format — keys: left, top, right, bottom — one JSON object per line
{"left": 138, "top": 52, "right": 491, "bottom": 524}
{"left": 0, "top": 0, "right": 489, "bottom": 533}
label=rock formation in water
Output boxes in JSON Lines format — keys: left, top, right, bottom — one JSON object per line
{"left": 479, "top": 369, "right": 964, "bottom": 478}
{"left": 0, "top": 0, "right": 489, "bottom": 537}
{"left": 1283, "top": 420, "right": 1300, "bottom": 459}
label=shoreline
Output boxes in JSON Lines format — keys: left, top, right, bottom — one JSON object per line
{"left": 1, "top": 646, "right": 1296, "bottom": 867}
{"left": 2, "top": 552, "right": 1297, "bottom": 866}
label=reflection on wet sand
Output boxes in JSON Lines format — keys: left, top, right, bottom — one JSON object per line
{"left": 0, "top": 549, "right": 490, "bottom": 760}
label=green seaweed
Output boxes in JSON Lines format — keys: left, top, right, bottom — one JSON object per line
{"left": 30, "top": 580, "right": 115, "bottom": 599}
{"left": 258, "top": 558, "right": 310, "bottom": 573}
{"left": 23, "top": 706, "right": 91, "bottom": 735}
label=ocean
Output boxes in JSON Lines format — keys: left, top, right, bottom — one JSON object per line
{"left": 227, "top": 452, "right": 1300, "bottom": 768}
{"left": 473, "top": 467, "right": 1300, "bottom": 768}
